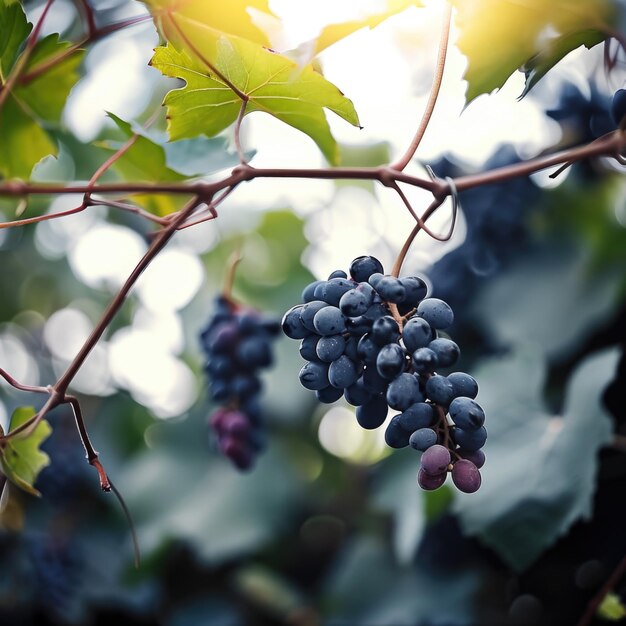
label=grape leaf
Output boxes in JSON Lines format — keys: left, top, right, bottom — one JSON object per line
{"left": 0, "top": 34, "right": 84, "bottom": 179}
{"left": 0, "top": 0, "right": 31, "bottom": 80}
{"left": 293, "top": 0, "right": 423, "bottom": 62}
{"left": 454, "top": 347, "right": 619, "bottom": 572}
{"left": 98, "top": 113, "right": 192, "bottom": 217}
{"left": 0, "top": 406, "right": 52, "bottom": 497}
{"left": 151, "top": 40, "right": 360, "bottom": 164}
{"left": 142, "top": 0, "right": 275, "bottom": 54}
{"left": 451, "top": 0, "right": 613, "bottom": 102}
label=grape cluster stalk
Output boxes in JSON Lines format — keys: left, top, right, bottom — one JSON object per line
{"left": 200, "top": 296, "right": 280, "bottom": 470}
{"left": 282, "top": 256, "right": 487, "bottom": 492}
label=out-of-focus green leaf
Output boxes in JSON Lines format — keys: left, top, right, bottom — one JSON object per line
{"left": 0, "top": 0, "right": 31, "bottom": 80}
{"left": 520, "top": 29, "right": 606, "bottom": 98}
{"left": 0, "top": 406, "right": 52, "bottom": 496}
{"left": 598, "top": 593, "right": 626, "bottom": 620}
{"left": 454, "top": 348, "right": 618, "bottom": 572}
{"left": 99, "top": 113, "right": 192, "bottom": 217}
{"left": 451, "top": 0, "right": 613, "bottom": 102}
{"left": 151, "top": 39, "right": 360, "bottom": 164}
{"left": 0, "top": 34, "right": 83, "bottom": 178}
{"left": 373, "top": 453, "right": 426, "bottom": 564}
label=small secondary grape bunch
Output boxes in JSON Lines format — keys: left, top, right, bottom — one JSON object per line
{"left": 282, "top": 255, "right": 486, "bottom": 493}
{"left": 200, "top": 295, "right": 280, "bottom": 470}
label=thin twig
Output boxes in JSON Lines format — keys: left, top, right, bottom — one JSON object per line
{"left": 390, "top": 2, "right": 452, "bottom": 171}
{"left": 0, "top": 369, "right": 49, "bottom": 394}
{"left": 108, "top": 478, "right": 142, "bottom": 568}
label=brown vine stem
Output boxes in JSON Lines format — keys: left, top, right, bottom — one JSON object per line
{"left": 577, "top": 552, "right": 626, "bottom": 626}
{"left": 0, "top": 0, "right": 57, "bottom": 111}
{"left": 390, "top": 1, "right": 452, "bottom": 172}
{"left": 0, "top": 369, "right": 48, "bottom": 394}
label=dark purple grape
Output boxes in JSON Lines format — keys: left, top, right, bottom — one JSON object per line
{"left": 612, "top": 88, "right": 626, "bottom": 125}
{"left": 425, "top": 375, "right": 455, "bottom": 406}
{"left": 447, "top": 372, "right": 478, "bottom": 399}
{"left": 449, "top": 397, "right": 485, "bottom": 430}
{"left": 376, "top": 343, "right": 406, "bottom": 379}
{"left": 328, "top": 269, "right": 347, "bottom": 279}
{"left": 451, "top": 459, "right": 481, "bottom": 493}
{"left": 386, "top": 373, "right": 423, "bottom": 411}
{"left": 417, "top": 468, "right": 447, "bottom": 490}
{"left": 299, "top": 361, "right": 329, "bottom": 390}
{"left": 302, "top": 280, "right": 324, "bottom": 302}
{"left": 362, "top": 365, "right": 389, "bottom": 393}
{"left": 385, "top": 415, "right": 410, "bottom": 448}
{"left": 457, "top": 448, "right": 485, "bottom": 468}
{"left": 356, "top": 394, "right": 388, "bottom": 429}
{"left": 399, "top": 402, "right": 436, "bottom": 430}
{"left": 344, "top": 379, "right": 373, "bottom": 406}
{"left": 357, "top": 334, "right": 380, "bottom": 364}
{"left": 409, "top": 428, "right": 437, "bottom": 451}
{"left": 399, "top": 276, "right": 427, "bottom": 306}
{"left": 420, "top": 444, "right": 451, "bottom": 475}
{"left": 402, "top": 317, "right": 434, "bottom": 352}
{"left": 412, "top": 347, "right": 438, "bottom": 375}
{"left": 300, "top": 300, "right": 328, "bottom": 331}
{"left": 453, "top": 425, "right": 487, "bottom": 451}
{"left": 316, "top": 385, "right": 344, "bottom": 404}
{"left": 339, "top": 286, "right": 372, "bottom": 316}
{"left": 427, "top": 338, "right": 460, "bottom": 368}
{"left": 416, "top": 298, "right": 454, "bottom": 329}
{"left": 313, "top": 306, "right": 346, "bottom": 336}
{"left": 299, "top": 335, "right": 319, "bottom": 361}
{"left": 374, "top": 276, "right": 406, "bottom": 303}
{"left": 371, "top": 316, "right": 400, "bottom": 345}
{"left": 316, "top": 335, "right": 346, "bottom": 362}
{"left": 328, "top": 355, "right": 360, "bottom": 388}
{"left": 282, "top": 305, "right": 310, "bottom": 339}
{"left": 350, "top": 255, "right": 384, "bottom": 282}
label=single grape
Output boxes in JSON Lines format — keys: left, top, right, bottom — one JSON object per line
{"left": 328, "top": 269, "right": 347, "bottom": 279}
{"left": 339, "top": 287, "right": 372, "bottom": 316}
{"left": 299, "top": 361, "right": 330, "bottom": 390}
{"left": 356, "top": 394, "right": 388, "bottom": 429}
{"left": 399, "top": 402, "right": 436, "bottom": 430}
{"left": 299, "top": 335, "right": 319, "bottom": 361}
{"left": 402, "top": 317, "right": 434, "bottom": 352}
{"left": 411, "top": 347, "right": 439, "bottom": 375}
{"left": 449, "top": 397, "right": 485, "bottom": 430}
{"left": 427, "top": 338, "right": 460, "bottom": 369}
{"left": 316, "top": 385, "right": 344, "bottom": 404}
{"left": 300, "top": 300, "right": 329, "bottom": 331}
{"left": 457, "top": 447, "right": 485, "bottom": 468}
{"left": 316, "top": 335, "right": 346, "bottom": 362}
{"left": 376, "top": 343, "right": 406, "bottom": 379}
{"left": 282, "top": 305, "right": 310, "bottom": 339}
{"left": 447, "top": 372, "right": 478, "bottom": 399}
{"left": 416, "top": 298, "right": 454, "bottom": 329}
{"left": 399, "top": 276, "right": 428, "bottom": 306}
{"left": 315, "top": 278, "right": 355, "bottom": 306}
{"left": 368, "top": 272, "right": 384, "bottom": 288}
{"left": 420, "top": 444, "right": 451, "bottom": 475}
{"left": 451, "top": 459, "right": 481, "bottom": 493}
{"left": 313, "top": 306, "right": 346, "bottom": 336}
{"left": 371, "top": 316, "right": 400, "bottom": 345}
{"left": 344, "top": 379, "right": 373, "bottom": 406}
{"left": 362, "top": 365, "right": 389, "bottom": 393}
{"left": 350, "top": 255, "right": 384, "bottom": 282}
{"left": 237, "top": 336, "right": 272, "bottom": 368}
{"left": 425, "top": 375, "right": 455, "bottom": 406}
{"left": 386, "top": 373, "right": 423, "bottom": 411}
{"left": 417, "top": 468, "right": 447, "bottom": 490}
{"left": 346, "top": 315, "right": 373, "bottom": 335}
{"left": 328, "top": 355, "right": 360, "bottom": 389}
{"left": 302, "top": 280, "right": 324, "bottom": 303}
{"left": 453, "top": 425, "right": 487, "bottom": 451}
{"left": 409, "top": 428, "right": 438, "bottom": 451}
{"left": 385, "top": 416, "right": 411, "bottom": 448}
{"left": 357, "top": 334, "right": 380, "bottom": 364}
{"left": 374, "top": 276, "right": 406, "bottom": 303}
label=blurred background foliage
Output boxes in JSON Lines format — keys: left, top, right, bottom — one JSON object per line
{"left": 1, "top": 1, "right": 626, "bottom": 625}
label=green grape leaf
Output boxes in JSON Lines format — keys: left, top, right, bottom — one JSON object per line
{"left": 0, "top": 34, "right": 84, "bottom": 179}
{"left": 520, "top": 29, "right": 607, "bottom": 98}
{"left": 598, "top": 593, "right": 626, "bottom": 621}
{"left": 451, "top": 0, "right": 613, "bottom": 102}
{"left": 296, "top": 0, "right": 423, "bottom": 61}
{"left": 0, "top": 0, "right": 31, "bottom": 80}
{"left": 0, "top": 406, "right": 52, "bottom": 497}
{"left": 142, "top": 0, "right": 275, "bottom": 52}
{"left": 151, "top": 39, "right": 360, "bottom": 165}
{"left": 454, "top": 348, "right": 619, "bottom": 572}
{"left": 98, "top": 113, "right": 192, "bottom": 217}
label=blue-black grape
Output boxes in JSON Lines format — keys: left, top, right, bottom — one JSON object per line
{"left": 201, "top": 297, "right": 280, "bottom": 470}
{"left": 283, "top": 256, "right": 487, "bottom": 492}
{"left": 612, "top": 89, "right": 626, "bottom": 125}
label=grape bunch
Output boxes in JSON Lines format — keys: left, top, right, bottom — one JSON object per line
{"left": 199, "top": 296, "right": 280, "bottom": 470}
{"left": 282, "top": 256, "right": 486, "bottom": 493}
